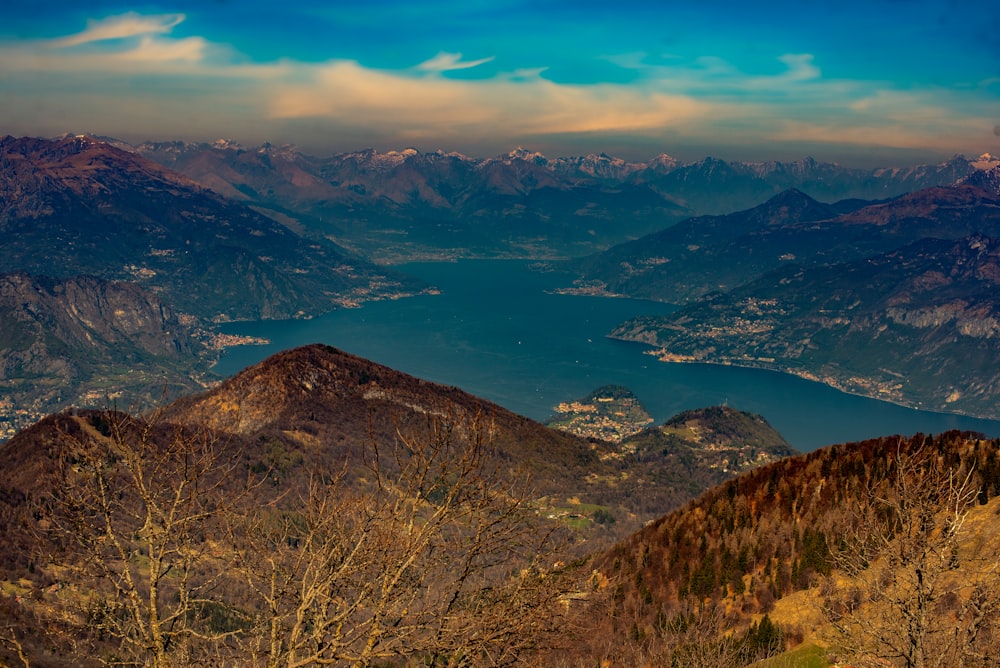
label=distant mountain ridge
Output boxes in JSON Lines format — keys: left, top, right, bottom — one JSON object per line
{"left": 133, "top": 138, "right": 999, "bottom": 200}
{"left": 569, "top": 188, "right": 872, "bottom": 303}
{"left": 132, "top": 141, "right": 689, "bottom": 259}
{"left": 128, "top": 137, "right": 999, "bottom": 259}
{"left": 574, "top": 184, "right": 1000, "bottom": 303}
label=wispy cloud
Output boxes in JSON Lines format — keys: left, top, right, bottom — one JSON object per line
{"left": 50, "top": 12, "right": 185, "bottom": 48}
{"left": 269, "top": 60, "right": 718, "bottom": 139}
{"left": 416, "top": 52, "right": 494, "bottom": 72}
{"left": 775, "top": 54, "right": 821, "bottom": 82}
{"left": 0, "top": 13, "right": 282, "bottom": 76}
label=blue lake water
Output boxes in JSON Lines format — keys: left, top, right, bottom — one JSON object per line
{"left": 213, "top": 260, "right": 1000, "bottom": 452}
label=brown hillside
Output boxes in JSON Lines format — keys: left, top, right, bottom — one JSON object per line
{"left": 583, "top": 430, "right": 1000, "bottom": 662}
{"left": 163, "top": 344, "right": 609, "bottom": 495}
{"left": 0, "top": 345, "right": 809, "bottom": 666}
{"left": 163, "top": 345, "right": 796, "bottom": 529}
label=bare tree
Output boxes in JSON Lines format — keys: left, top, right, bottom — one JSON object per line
{"left": 822, "top": 440, "right": 1000, "bottom": 668}
{"left": 44, "top": 409, "right": 258, "bottom": 667}
{"left": 228, "top": 409, "right": 574, "bottom": 667}
{"left": 0, "top": 626, "right": 31, "bottom": 668}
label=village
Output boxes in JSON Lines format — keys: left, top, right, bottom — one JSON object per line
{"left": 546, "top": 385, "right": 654, "bottom": 443}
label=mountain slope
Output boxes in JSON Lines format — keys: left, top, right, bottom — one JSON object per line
{"left": 166, "top": 346, "right": 800, "bottom": 527}
{"left": 572, "top": 185, "right": 1000, "bottom": 303}
{"left": 581, "top": 430, "right": 1000, "bottom": 664}
{"left": 162, "top": 344, "right": 610, "bottom": 495}
{"left": 0, "top": 272, "right": 210, "bottom": 437}
{"left": 570, "top": 188, "right": 865, "bottom": 301}
{"left": 611, "top": 234, "right": 1000, "bottom": 418}
{"left": 962, "top": 164, "right": 1000, "bottom": 195}
{"left": 610, "top": 406, "right": 798, "bottom": 515}
{"left": 0, "top": 135, "right": 420, "bottom": 321}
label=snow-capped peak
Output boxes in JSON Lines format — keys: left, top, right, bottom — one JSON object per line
{"left": 971, "top": 153, "right": 1000, "bottom": 171}
{"left": 648, "top": 153, "right": 678, "bottom": 166}
{"left": 429, "top": 149, "right": 473, "bottom": 160}
{"left": 504, "top": 147, "right": 548, "bottom": 164}
{"left": 212, "top": 138, "right": 243, "bottom": 151}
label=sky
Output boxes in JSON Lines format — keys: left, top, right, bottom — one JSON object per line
{"left": 1, "top": 1, "right": 999, "bottom": 165}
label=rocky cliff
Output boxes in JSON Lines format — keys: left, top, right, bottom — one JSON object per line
{"left": 0, "top": 272, "right": 210, "bottom": 436}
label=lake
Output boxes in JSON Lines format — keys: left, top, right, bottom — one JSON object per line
{"left": 213, "top": 260, "right": 1000, "bottom": 452}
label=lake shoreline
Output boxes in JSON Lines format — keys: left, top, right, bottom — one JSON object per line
{"left": 213, "top": 259, "right": 1000, "bottom": 451}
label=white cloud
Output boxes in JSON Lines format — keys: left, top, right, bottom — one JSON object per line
{"left": 776, "top": 54, "right": 821, "bottom": 82}
{"left": 107, "top": 34, "right": 207, "bottom": 64}
{"left": 0, "top": 13, "right": 286, "bottom": 77}
{"left": 416, "top": 52, "right": 495, "bottom": 72}
{"left": 51, "top": 12, "right": 185, "bottom": 48}
{"left": 269, "top": 60, "right": 720, "bottom": 139}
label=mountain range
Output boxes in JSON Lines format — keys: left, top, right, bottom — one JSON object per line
{"left": 611, "top": 234, "right": 1000, "bottom": 417}
{"left": 0, "top": 135, "right": 428, "bottom": 429}
{"left": 0, "top": 135, "right": 421, "bottom": 321}
{"left": 571, "top": 185, "right": 1000, "bottom": 303}
{"left": 131, "top": 138, "right": 999, "bottom": 260}
{"left": 569, "top": 183, "right": 1000, "bottom": 418}
{"left": 5, "top": 134, "right": 1000, "bottom": 430}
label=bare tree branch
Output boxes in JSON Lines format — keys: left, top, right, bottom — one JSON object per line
{"left": 821, "top": 439, "right": 1000, "bottom": 668}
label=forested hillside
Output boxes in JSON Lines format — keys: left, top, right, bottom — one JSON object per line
{"left": 581, "top": 430, "right": 1000, "bottom": 666}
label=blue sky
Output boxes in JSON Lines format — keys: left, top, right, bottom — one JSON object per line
{"left": 2, "top": 1, "right": 998, "bottom": 164}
